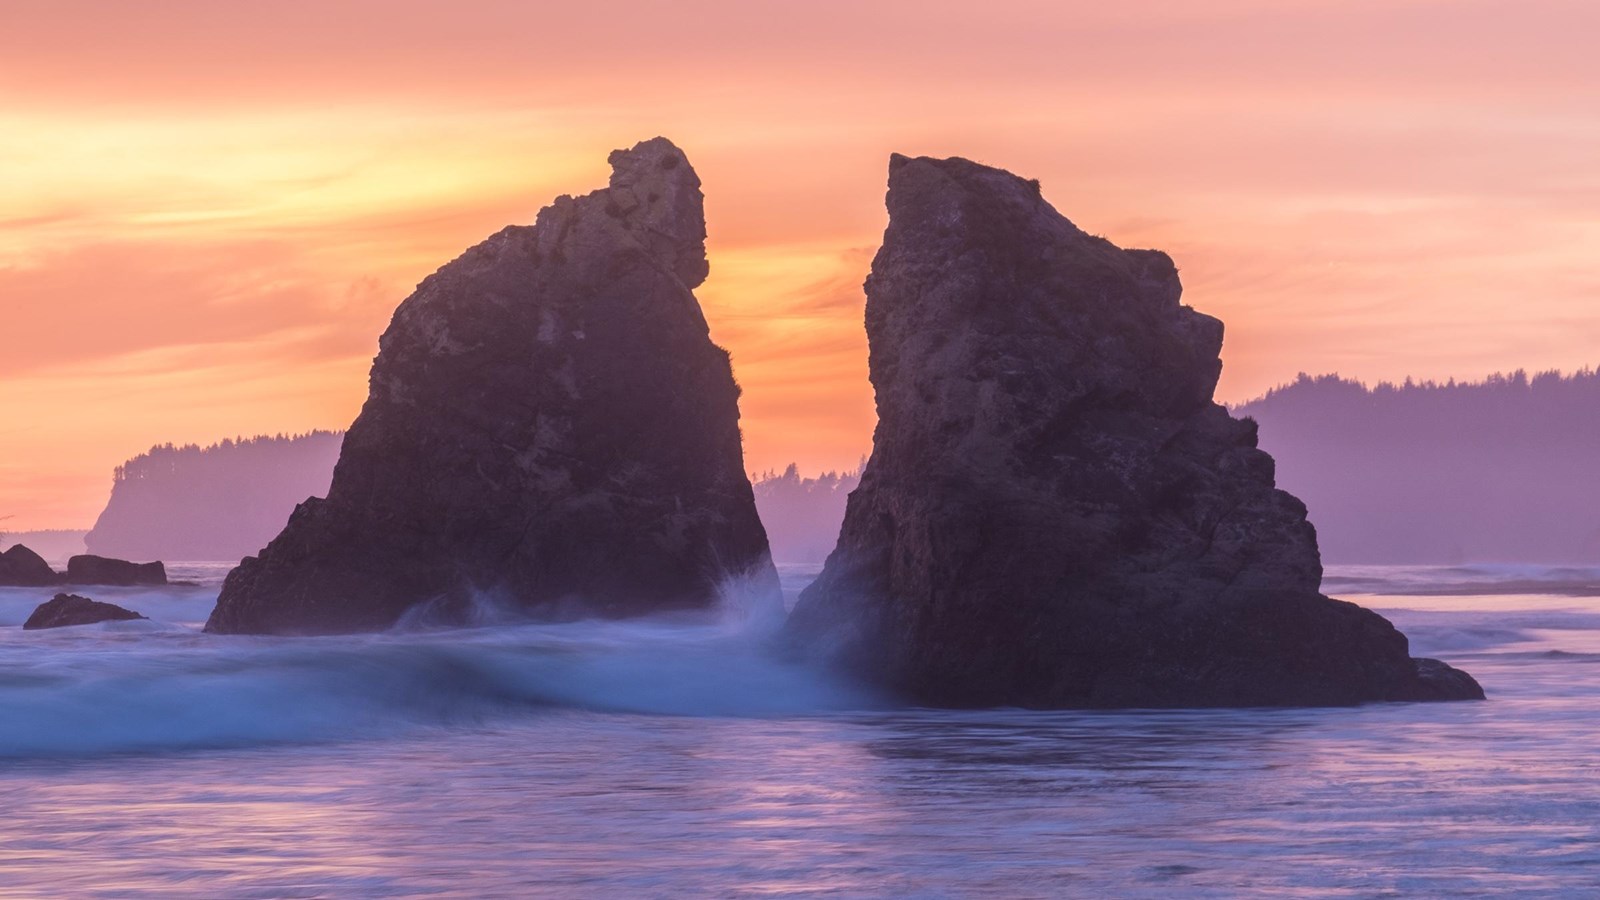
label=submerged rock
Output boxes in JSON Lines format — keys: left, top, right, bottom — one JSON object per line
{"left": 66, "top": 554, "right": 166, "bottom": 586}
{"left": 0, "top": 544, "right": 59, "bottom": 586}
{"left": 207, "top": 137, "right": 777, "bottom": 635}
{"left": 784, "top": 153, "right": 1483, "bottom": 708}
{"left": 24, "top": 593, "right": 146, "bottom": 630}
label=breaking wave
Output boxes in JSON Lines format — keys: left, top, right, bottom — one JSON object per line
{"left": 0, "top": 563, "right": 876, "bottom": 757}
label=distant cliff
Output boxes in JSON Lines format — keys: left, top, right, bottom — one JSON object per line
{"left": 85, "top": 432, "right": 342, "bottom": 562}
{"left": 76, "top": 368, "right": 1600, "bottom": 568}
{"left": 1237, "top": 370, "right": 1600, "bottom": 564}
{"left": 751, "top": 464, "right": 861, "bottom": 563}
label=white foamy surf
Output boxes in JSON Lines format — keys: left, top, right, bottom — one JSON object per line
{"left": 0, "top": 563, "right": 878, "bottom": 757}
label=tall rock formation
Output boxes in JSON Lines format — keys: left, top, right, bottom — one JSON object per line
{"left": 784, "top": 153, "right": 1482, "bottom": 708}
{"left": 207, "top": 138, "right": 777, "bottom": 634}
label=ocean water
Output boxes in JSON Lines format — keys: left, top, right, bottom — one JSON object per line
{"left": 1, "top": 563, "right": 1598, "bottom": 897}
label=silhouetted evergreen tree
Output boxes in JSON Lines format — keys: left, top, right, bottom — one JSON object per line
{"left": 751, "top": 462, "right": 863, "bottom": 563}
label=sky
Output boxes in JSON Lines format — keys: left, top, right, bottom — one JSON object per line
{"left": 1, "top": 0, "right": 1597, "bottom": 530}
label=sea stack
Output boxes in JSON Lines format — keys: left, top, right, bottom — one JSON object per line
{"left": 207, "top": 138, "right": 777, "bottom": 634}
{"left": 784, "top": 153, "right": 1483, "bottom": 708}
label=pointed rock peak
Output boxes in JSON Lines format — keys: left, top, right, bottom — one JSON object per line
{"left": 607, "top": 136, "right": 690, "bottom": 186}
{"left": 873, "top": 151, "right": 1206, "bottom": 386}
{"left": 876, "top": 152, "right": 1138, "bottom": 295}
{"left": 599, "top": 136, "right": 709, "bottom": 288}
{"left": 885, "top": 152, "right": 1046, "bottom": 205}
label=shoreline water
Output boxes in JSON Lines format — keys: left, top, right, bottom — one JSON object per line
{"left": 0, "top": 564, "right": 1596, "bottom": 894}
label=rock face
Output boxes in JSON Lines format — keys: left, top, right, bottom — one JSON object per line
{"left": 0, "top": 544, "right": 58, "bottom": 586}
{"left": 66, "top": 555, "right": 167, "bottom": 586}
{"left": 207, "top": 137, "right": 777, "bottom": 635}
{"left": 24, "top": 593, "right": 147, "bottom": 630}
{"left": 784, "top": 153, "right": 1483, "bottom": 708}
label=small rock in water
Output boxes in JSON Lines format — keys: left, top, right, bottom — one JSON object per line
{"left": 66, "top": 555, "right": 167, "bottom": 586}
{"left": 24, "top": 593, "right": 147, "bottom": 630}
{"left": 0, "top": 544, "right": 60, "bottom": 587}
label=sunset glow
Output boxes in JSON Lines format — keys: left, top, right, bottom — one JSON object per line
{"left": 3, "top": 0, "right": 1596, "bottom": 529}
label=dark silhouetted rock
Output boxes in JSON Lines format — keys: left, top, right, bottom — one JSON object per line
{"left": 207, "top": 137, "right": 777, "bottom": 635}
{"left": 24, "top": 593, "right": 147, "bottom": 630}
{"left": 65, "top": 555, "right": 167, "bottom": 586}
{"left": 0, "top": 544, "right": 60, "bottom": 586}
{"left": 784, "top": 153, "right": 1483, "bottom": 708}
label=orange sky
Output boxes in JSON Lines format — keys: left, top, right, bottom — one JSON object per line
{"left": 2, "top": 0, "right": 1597, "bottom": 530}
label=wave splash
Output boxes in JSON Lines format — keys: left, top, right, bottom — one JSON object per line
{"left": 0, "top": 569, "right": 876, "bottom": 758}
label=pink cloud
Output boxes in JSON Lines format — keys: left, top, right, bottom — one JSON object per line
{"left": 1, "top": 0, "right": 1596, "bottom": 527}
